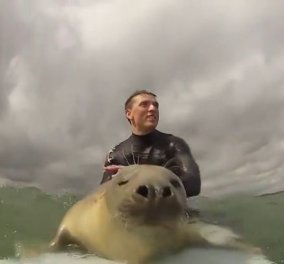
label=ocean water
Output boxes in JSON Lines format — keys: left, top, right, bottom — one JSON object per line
{"left": 0, "top": 186, "right": 283, "bottom": 264}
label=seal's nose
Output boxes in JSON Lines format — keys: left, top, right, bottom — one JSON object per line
{"left": 135, "top": 185, "right": 173, "bottom": 199}
{"left": 136, "top": 185, "right": 155, "bottom": 198}
{"left": 160, "top": 186, "right": 172, "bottom": 198}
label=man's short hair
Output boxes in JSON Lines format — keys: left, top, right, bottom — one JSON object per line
{"left": 124, "top": 90, "right": 157, "bottom": 110}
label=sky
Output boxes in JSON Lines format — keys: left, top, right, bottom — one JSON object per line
{"left": 0, "top": 0, "right": 283, "bottom": 197}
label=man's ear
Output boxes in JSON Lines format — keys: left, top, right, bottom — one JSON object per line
{"left": 125, "top": 109, "right": 132, "bottom": 120}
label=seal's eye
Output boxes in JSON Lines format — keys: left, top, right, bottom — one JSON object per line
{"left": 118, "top": 180, "right": 129, "bottom": 186}
{"left": 170, "top": 179, "right": 181, "bottom": 188}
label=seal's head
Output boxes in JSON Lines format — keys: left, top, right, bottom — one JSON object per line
{"left": 105, "top": 165, "right": 187, "bottom": 226}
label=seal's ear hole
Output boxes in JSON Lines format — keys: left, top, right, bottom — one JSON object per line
{"left": 118, "top": 180, "right": 129, "bottom": 186}
{"left": 170, "top": 179, "right": 181, "bottom": 188}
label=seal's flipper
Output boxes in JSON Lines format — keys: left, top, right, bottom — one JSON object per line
{"left": 49, "top": 227, "right": 87, "bottom": 253}
{"left": 193, "top": 222, "right": 262, "bottom": 254}
{"left": 198, "top": 222, "right": 240, "bottom": 245}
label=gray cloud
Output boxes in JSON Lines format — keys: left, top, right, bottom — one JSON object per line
{"left": 0, "top": 0, "right": 284, "bottom": 197}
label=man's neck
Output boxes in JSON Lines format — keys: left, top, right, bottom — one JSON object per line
{"left": 131, "top": 128, "right": 155, "bottom": 136}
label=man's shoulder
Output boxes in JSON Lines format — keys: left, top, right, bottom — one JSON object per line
{"left": 107, "top": 136, "right": 132, "bottom": 152}
{"left": 156, "top": 130, "right": 189, "bottom": 149}
{"left": 156, "top": 130, "right": 185, "bottom": 142}
{"left": 155, "top": 130, "right": 174, "bottom": 140}
{"left": 104, "top": 136, "right": 132, "bottom": 164}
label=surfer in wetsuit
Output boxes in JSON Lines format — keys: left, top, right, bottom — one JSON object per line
{"left": 101, "top": 90, "right": 201, "bottom": 197}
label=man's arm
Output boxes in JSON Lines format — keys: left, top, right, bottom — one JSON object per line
{"left": 101, "top": 147, "right": 125, "bottom": 184}
{"left": 166, "top": 137, "right": 201, "bottom": 197}
{"left": 101, "top": 158, "right": 113, "bottom": 184}
{"left": 101, "top": 147, "right": 116, "bottom": 184}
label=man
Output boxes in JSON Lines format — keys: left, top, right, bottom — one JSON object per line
{"left": 101, "top": 90, "right": 201, "bottom": 197}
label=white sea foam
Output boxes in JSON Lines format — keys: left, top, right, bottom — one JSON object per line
{"left": 0, "top": 249, "right": 274, "bottom": 264}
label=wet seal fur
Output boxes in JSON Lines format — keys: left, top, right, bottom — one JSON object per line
{"left": 49, "top": 165, "right": 261, "bottom": 263}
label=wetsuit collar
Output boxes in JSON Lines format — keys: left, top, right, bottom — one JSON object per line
{"left": 131, "top": 130, "right": 158, "bottom": 144}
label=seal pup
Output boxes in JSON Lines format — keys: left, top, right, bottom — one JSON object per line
{"left": 49, "top": 165, "right": 261, "bottom": 263}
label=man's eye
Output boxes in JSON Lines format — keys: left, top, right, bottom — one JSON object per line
{"left": 140, "top": 102, "right": 148, "bottom": 107}
{"left": 153, "top": 102, "right": 159, "bottom": 108}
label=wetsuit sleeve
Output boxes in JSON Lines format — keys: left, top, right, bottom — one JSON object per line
{"left": 167, "top": 137, "right": 201, "bottom": 197}
{"left": 100, "top": 148, "right": 116, "bottom": 184}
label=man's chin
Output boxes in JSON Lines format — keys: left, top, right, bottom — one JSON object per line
{"left": 144, "top": 123, "right": 157, "bottom": 131}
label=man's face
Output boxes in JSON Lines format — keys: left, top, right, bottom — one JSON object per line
{"left": 126, "top": 94, "right": 159, "bottom": 134}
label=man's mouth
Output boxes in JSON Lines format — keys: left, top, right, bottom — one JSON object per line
{"left": 146, "top": 115, "right": 156, "bottom": 120}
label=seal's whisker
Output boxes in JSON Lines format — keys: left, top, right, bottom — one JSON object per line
{"left": 163, "top": 159, "right": 172, "bottom": 168}
{"left": 167, "top": 165, "right": 181, "bottom": 170}
{"left": 122, "top": 151, "right": 130, "bottom": 165}
{"left": 113, "top": 212, "right": 120, "bottom": 220}
{"left": 131, "top": 145, "right": 136, "bottom": 165}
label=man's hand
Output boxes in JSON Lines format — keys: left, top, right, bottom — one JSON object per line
{"left": 103, "top": 165, "right": 125, "bottom": 175}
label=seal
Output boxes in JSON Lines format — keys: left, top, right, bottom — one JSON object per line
{"left": 49, "top": 165, "right": 261, "bottom": 263}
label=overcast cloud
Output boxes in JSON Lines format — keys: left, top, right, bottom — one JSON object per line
{"left": 0, "top": 0, "right": 283, "bottom": 197}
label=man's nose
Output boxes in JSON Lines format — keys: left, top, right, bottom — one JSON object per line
{"left": 148, "top": 103, "right": 158, "bottom": 111}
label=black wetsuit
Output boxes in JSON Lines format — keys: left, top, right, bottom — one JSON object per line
{"left": 101, "top": 129, "right": 201, "bottom": 197}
